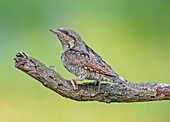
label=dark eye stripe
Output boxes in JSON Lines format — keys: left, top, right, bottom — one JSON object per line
{"left": 59, "top": 30, "right": 69, "bottom": 35}
{"left": 69, "top": 35, "right": 76, "bottom": 41}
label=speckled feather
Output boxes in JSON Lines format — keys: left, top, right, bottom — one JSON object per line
{"left": 63, "top": 49, "right": 117, "bottom": 77}
{"left": 50, "top": 28, "right": 141, "bottom": 91}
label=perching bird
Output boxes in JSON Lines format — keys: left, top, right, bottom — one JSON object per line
{"left": 49, "top": 28, "right": 140, "bottom": 91}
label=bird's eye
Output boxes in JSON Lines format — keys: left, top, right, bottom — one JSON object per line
{"left": 65, "top": 31, "right": 68, "bottom": 34}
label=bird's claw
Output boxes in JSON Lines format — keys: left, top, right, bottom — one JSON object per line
{"left": 69, "top": 79, "right": 78, "bottom": 90}
{"left": 94, "top": 80, "right": 100, "bottom": 91}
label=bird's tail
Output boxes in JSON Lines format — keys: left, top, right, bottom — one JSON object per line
{"left": 111, "top": 76, "right": 141, "bottom": 92}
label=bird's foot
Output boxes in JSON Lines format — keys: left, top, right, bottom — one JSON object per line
{"left": 69, "top": 78, "right": 84, "bottom": 90}
{"left": 94, "top": 80, "right": 100, "bottom": 91}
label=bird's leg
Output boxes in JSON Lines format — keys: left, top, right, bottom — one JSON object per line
{"left": 69, "top": 78, "right": 84, "bottom": 90}
{"left": 94, "top": 80, "right": 100, "bottom": 91}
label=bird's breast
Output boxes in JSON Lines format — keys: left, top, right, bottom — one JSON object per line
{"left": 61, "top": 52, "right": 87, "bottom": 78}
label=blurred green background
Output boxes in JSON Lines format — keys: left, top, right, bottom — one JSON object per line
{"left": 0, "top": 0, "right": 170, "bottom": 122}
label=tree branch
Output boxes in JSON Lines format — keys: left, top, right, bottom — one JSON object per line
{"left": 13, "top": 52, "right": 170, "bottom": 103}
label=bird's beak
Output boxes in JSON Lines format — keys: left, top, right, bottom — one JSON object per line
{"left": 49, "top": 29, "right": 60, "bottom": 36}
{"left": 49, "top": 29, "right": 58, "bottom": 33}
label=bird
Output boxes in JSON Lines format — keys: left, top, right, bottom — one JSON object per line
{"left": 49, "top": 28, "right": 140, "bottom": 91}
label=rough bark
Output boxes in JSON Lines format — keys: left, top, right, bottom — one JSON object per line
{"left": 13, "top": 52, "right": 170, "bottom": 103}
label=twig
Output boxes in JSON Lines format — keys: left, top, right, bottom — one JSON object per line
{"left": 13, "top": 52, "right": 170, "bottom": 103}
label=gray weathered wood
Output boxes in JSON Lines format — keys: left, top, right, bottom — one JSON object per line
{"left": 14, "top": 52, "right": 170, "bottom": 103}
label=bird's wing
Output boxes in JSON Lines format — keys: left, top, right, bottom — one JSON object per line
{"left": 65, "top": 49, "right": 117, "bottom": 77}
{"left": 84, "top": 58, "right": 117, "bottom": 77}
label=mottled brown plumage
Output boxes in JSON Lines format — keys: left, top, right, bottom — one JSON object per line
{"left": 49, "top": 28, "right": 140, "bottom": 91}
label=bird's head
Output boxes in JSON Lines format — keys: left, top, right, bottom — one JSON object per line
{"left": 49, "top": 28, "right": 85, "bottom": 51}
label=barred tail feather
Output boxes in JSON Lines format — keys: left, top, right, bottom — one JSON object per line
{"left": 113, "top": 76, "right": 142, "bottom": 92}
